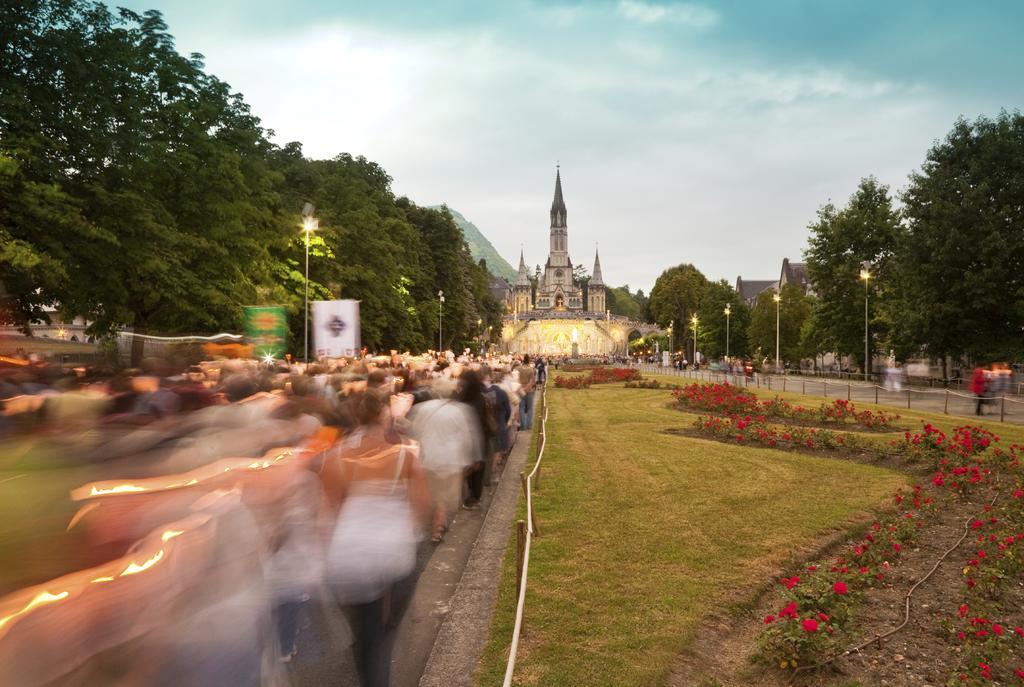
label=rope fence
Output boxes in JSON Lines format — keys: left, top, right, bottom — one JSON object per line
{"left": 502, "top": 383, "right": 550, "bottom": 687}
{"left": 637, "top": 364, "right": 1024, "bottom": 424}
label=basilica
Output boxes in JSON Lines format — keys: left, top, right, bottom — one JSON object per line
{"left": 501, "top": 169, "right": 633, "bottom": 356}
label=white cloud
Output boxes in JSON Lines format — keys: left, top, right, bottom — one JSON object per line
{"left": 172, "top": 10, "right": 952, "bottom": 291}
{"left": 616, "top": 0, "right": 718, "bottom": 28}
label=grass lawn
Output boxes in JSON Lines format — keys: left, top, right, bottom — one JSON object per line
{"left": 476, "top": 383, "right": 916, "bottom": 687}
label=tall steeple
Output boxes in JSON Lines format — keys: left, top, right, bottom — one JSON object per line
{"left": 591, "top": 246, "right": 604, "bottom": 286}
{"left": 550, "top": 167, "right": 567, "bottom": 228}
{"left": 548, "top": 166, "right": 569, "bottom": 266}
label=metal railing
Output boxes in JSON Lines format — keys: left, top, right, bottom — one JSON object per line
{"left": 502, "top": 383, "right": 549, "bottom": 687}
{"left": 638, "top": 364, "right": 1024, "bottom": 424}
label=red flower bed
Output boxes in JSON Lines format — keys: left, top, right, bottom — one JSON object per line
{"left": 553, "top": 375, "right": 591, "bottom": 389}
{"left": 674, "top": 383, "right": 899, "bottom": 430}
{"left": 758, "top": 426, "right": 1024, "bottom": 682}
{"left": 589, "top": 367, "right": 641, "bottom": 384}
{"left": 695, "top": 414, "right": 864, "bottom": 451}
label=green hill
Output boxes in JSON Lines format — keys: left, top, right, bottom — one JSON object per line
{"left": 433, "top": 206, "right": 518, "bottom": 282}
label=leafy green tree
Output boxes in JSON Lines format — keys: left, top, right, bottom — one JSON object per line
{"left": 892, "top": 112, "right": 1024, "bottom": 367}
{"left": 696, "top": 279, "right": 750, "bottom": 359}
{"left": 648, "top": 264, "right": 709, "bottom": 359}
{"left": 803, "top": 177, "right": 901, "bottom": 373}
{"left": 606, "top": 284, "right": 644, "bottom": 320}
{"left": 748, "top": 283, "right": 812, "bottom": 368}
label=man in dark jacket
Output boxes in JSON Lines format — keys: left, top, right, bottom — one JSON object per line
{"left": 482, "top": 366, "right": 511, "bottom": 483}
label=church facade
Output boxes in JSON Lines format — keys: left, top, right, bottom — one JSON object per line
{"left": 502, "top": 169, "right": 629, "bottom": 357}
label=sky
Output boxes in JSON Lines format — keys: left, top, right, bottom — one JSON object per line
{"left": 120, "top": 0, "right": 1024, "bottom": 292}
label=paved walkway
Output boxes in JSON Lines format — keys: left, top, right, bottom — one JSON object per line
{"left": 640, "top": 365, "right": 1024, "bottom": 425}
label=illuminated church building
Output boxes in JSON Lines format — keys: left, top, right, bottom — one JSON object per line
{"left": 502, "top": 169, "right": 635, "bottom": 356}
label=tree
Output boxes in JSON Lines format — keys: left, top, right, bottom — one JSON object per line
{"left": 606, "top": 284, "right": 644, "bottom": 320}
{"left": 648, "top": 264, "right": 709, "bottom": 359}
{"left": 696, "top": 280, "right": 750, "bottom": 359}
{"left": 803, "top": 177, "right": 902, "bottom": 372}
{"left": 747, "top": 283, "right": 812, "bottom": 368}
{"left": 892, "top": 112, "right": 1024, "bottom": 366}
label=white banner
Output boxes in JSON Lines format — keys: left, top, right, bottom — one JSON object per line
{"left": 312, "top": 300, "right": 361, "bottom": 358}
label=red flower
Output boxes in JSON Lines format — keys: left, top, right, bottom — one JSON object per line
{"left": 833, "top": 581, "right": 848, "bottom": 595}
{"left": 779, "top": 601, "right": 798, "bottom": 619}
{"left": 764, "top": 614, "right": 774, "bottom": 624}
{"left": 1014, "top": 667, "right": 1024, "bottom": 679}
{"left": 993, "top": 624, "right": 1004, "bottom": 636}
{"left": 959, "top": 604, "right": 969, "bottom": 618}
{"left": 802, "top": 618, "right": 818, "bottom": 633}
{"left": 782, "top": 576, "right": 800, "bottom": 589}
{"left": 892, "top": 542, "right": 901, "bottom": 553}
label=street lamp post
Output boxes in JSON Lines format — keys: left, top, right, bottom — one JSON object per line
{"left": 668, "top": 320, "right": 674, "bottom": 361}
{"left": 773, "top": 292, "right": 782, "bottom": 372}
{"left": 724, "top": 304, "right": 732, "bottom": 362}
{"left": 301, "top": 208, "right": 318, "bottom": 363}
{"left": 690, "top": 314, "right": 698, "bottom": 366}
{"left": 438, "top": 290, "right": 445, "bottom": 352}
{"left": 860, "top": 267, "right": 871, "bottom": 381}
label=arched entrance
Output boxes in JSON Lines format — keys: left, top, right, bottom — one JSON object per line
{"left": 554, "top": 293, "right": 565, "bottom": 309}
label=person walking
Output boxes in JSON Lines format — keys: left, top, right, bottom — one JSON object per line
{"left": 455, "top": 369, "right": 494, "bottom": 508}
{"left": 322, "top": 390, "right": 431, "bottom": 687}
{"left": 518, "top": 356, "right": 536, "bottom": 431}
{"left": 972, "top": 365, "right": 988, "bottom": 416}
{"left": 408, "top": 388, "right": 482, "bottom": 542}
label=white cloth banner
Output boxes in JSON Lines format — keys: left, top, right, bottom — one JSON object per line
{"left": 312, "top": 300, "right": 361, "bottom": 358}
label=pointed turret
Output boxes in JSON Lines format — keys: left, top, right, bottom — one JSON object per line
{"left": 587, "top": 245, "right": 606, "bottom": 313}
{"left": 516, "top": 249, "right": 531, "bottom": 286}
{"left": 591, "top": 246, "right": 604, "bottom": 286}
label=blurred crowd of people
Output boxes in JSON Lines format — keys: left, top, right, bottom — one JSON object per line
{"left": 0, "top": 350, "right": 548, "bottom": 687}
{"left": 972, "top": 362, "right": 1015, "bottom": 415}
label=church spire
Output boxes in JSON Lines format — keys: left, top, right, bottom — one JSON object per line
{"left": 516, "top": 248, "right": 531, "bottom": 286}
{"left": 591, "top": 245, "right": 604, "bottom": 286}
{"left": 550, "top": 166, "right": 566, "bottom": 228}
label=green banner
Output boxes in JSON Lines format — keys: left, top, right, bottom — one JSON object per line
{"left": 243, "top": 306, "right": 288, "bottom": 358}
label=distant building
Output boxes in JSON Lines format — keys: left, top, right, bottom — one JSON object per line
{"left": 735, "top": 258, "right": 815, "bottom": 307}
{"left": 488, "top": 276, "right": 513, "bottom": 310}
{"left": 502, "top": 168, "right": 638, "bottom": 356}
{"left": 779, "top": 257, "right": 813, "bottom": 296}
{"left": 734, "top": 276, "right": 778, "bottom": 307}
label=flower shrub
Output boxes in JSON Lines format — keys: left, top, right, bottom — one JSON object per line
{"left": 553, "top": 375, "right": 591, "bottom": 389}
{"left": 693, "top": 414, "right": 865, "bottom": 452}
{"left": 589, "top": 367, "right": 641, "bottom": 384}
{"left": 759, "top": 498, "right": 925, "bottom": 670}
{"left": 758, "top": 421, "right": 1024, "bottom": 682}
{"left": 625, "top": 379, "right": 677, "bottom": 390}
{"left": 674, "top": 383, "right": 899, "bottom": 430}
{"left": 892, "top": 423, "right": 1000, "bottom": 469}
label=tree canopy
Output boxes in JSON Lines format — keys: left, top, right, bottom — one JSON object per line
{"left": 890, "top": 112, "right": 1024, "bottom": 363}
{"left": 803, "top": 177, "right": 901, "bottom": 371}
{"left": 0, "top": 1, "right": 497, "bottom": 353}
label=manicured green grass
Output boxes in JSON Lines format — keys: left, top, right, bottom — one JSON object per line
{"left": 475, "top": 385, "right": 911, "bottom": 686}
